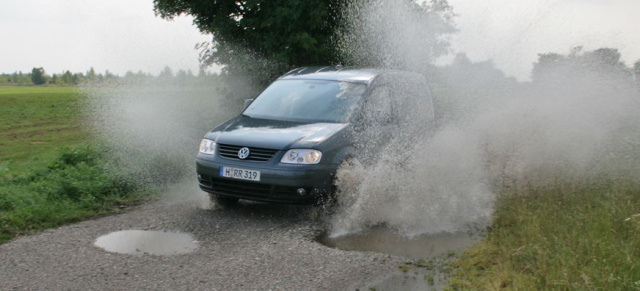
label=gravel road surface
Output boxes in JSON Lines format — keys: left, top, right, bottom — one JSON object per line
{"left": 0, "top": 182, "right": 406, "bottom": 290}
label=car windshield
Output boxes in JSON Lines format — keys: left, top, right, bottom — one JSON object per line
{"left": 242, "top": 79, "right": 367, "bottom": 123}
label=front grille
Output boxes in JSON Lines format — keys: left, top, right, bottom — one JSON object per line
{"left": 218, "top": 144, "right": 278, "bottom": 162}
{"left": 200, "top": 176, "right": 302, "bottom": 199}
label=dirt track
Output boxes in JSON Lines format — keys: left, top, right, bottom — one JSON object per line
{"left": 0, "top": 182, "right": 404, "bottom": 290}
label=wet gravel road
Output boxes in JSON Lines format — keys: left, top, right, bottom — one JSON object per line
{"left": 0, "top": 183, "right": 404, "bottom": 290}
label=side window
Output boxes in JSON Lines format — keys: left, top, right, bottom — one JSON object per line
{"left": 363, "top": 85, "right": 395, "bottom": 125}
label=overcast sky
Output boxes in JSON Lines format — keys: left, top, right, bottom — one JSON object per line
{"left": 1, "top": 0, "right": 639, "bottom": 80}
{"left": 1, "top": 0, "right": 210, "bottom": 76}
{"left": 447, "top": 0, "right": 640, "bottom": 80}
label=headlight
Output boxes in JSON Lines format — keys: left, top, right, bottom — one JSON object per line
{"left": 281, "top": 149, "right": 322, "bottom": 164}
{"left": 199, "top": 139, "right": 216, "bottom": 155}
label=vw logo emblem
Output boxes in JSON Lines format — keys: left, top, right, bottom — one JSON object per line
{"left": 238, "top": 147, "right": 250, "bottom": 159}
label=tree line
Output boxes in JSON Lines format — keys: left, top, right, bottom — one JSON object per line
{"left": 152, "top": 0, "right": 640, "bottom": 95}
{"left": 0, "top": 66, "right": 221, "bottom": 86}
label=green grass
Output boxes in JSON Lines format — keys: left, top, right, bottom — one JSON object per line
{"left": 447, "top": 178, "right": 640, "bottom": 290}
{"left": 0, "top": 86, "right": 89, "bottom": 170}
{"left": 0, "top": 86, "right": 143, "bottom": 244}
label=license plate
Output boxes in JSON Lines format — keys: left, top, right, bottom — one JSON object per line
{"left": 220, "top": 166, "right": 261, "bottom": 181}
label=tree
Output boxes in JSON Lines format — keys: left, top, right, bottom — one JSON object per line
{"left": 634, "top": 60, "right": 640, "bottom": 88}
{"left": 87, "top": 67, "right": 97, "bottom": 81}
{"left": 175, "top": 69, "right": 188, "bottom": 84}
{"left": 531, "top": 53, "right": 564, "bottom": 80}
{"left": 51, "top": 74, "right": 60, "bottom": 84}
{"left": 31, "top": 67, "right": 46, "bottom": 85}
{"left": 62, "top": 70, "right": 73, "bottom": 84}
{"left": 582, "top": 48, "right": 629, "bottom": 78}
{"left": 159, "top": 66, "right": 173, "bottom": 78}
{"left": 431, "top": 53, "right": 518, "bottom": 124}
{"left": 197, "top": 67, "right": 207, "bottom": 79}
{"left": 153, "top": 0, "right": 456, "bottom": 87}
{"left": 104, "top": 70, "right": 116, "bottom": 81}
{"left": 158, "top": 66, "right": 174, "bottom": 84}
{"left": 532, "top": 47, "right": 632, "bottom": 84}
{"left": 154, "top": 0, "right": 343, "bottom": 84}
{"left": 72, "top": 73, "right": 83, "bottom": 85}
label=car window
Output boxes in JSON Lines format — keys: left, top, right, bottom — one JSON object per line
{"left": 362, "top": 85, "right": 395, "bottom": 125}
{"left": 243, "top": 79, "right": 366, "bottom": 123}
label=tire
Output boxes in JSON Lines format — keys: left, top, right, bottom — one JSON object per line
{"left": 209, "top": 193, "right": 239, "bottom": 208}
{"left": 330, "top": 157, "right": 363, "bottom": 208}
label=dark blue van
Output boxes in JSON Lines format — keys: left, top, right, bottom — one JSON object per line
{"left": 196, "top": 67, "right": 435, "bottom": 205}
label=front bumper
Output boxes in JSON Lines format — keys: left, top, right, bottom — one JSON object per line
{"left": 196, "top": 154, "right": 336, "bottom": 204}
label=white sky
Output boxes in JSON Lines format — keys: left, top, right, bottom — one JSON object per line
{"left": 1, "top": 0, "right": 639, "bottom": 80}
{"left": 1, "top": 0, "right": 211, "bottom": 76}
{"left": 447, "top": 0, "right": 640, "bottom": 80}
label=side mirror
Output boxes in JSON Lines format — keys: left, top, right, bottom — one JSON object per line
{"left": 243, "top": 99, "right": 253, "bottom": 110}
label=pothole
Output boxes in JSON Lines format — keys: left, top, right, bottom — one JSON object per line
{"left": 95, "top": 230, "right": 199, "bottom": 256}
{"left": 363, "top": 271, "right": 444, "bottom": 291}
{"left": 316, "top": 226, "right": 480, "bottom": 259}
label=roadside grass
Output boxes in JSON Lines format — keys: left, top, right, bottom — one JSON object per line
{"left": 447, "top": 177, "right": 640, "bottom": 290}
{"left": 0, "top": 86, "right": 144, "bottom": 244}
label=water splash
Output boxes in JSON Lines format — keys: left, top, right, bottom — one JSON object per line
{"left": 82, "top": 80, "right": 239, "bottom": 187}
{"left": 329, "top": 0, "right": 640, "bottom": 237}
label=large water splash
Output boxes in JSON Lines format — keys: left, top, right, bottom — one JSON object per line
{"left": 329, "top": 0, "right": 640, "bottom": 236}
{"left": 82, "top": 79, "right": 240, "bottom": 187}
{"left": 79, "top": 0, "right": 640, "bottom": 238}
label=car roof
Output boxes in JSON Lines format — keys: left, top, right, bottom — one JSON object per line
{"left": 278, "top": 66, "right": 382, "bottom": 84}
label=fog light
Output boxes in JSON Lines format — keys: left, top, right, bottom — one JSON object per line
{"left": 296, "top": 188, "right": 307, "bottom": 196}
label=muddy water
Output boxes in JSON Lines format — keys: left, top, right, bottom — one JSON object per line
{"left": 363, "top": 272, "right": 444, "bottom": 291}
{"left": 317, "top": 227, "right": 479, "bottom": 259}
{"left": 95, "top": 230, "right": 198, "bottom": 256}
{"left": 318, "top": 227, "right": 481, "bottom": 290}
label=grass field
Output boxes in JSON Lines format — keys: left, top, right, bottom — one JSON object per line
{"left": 0, "top": 86, "right": 142, "bottom": 244}
{"left": 447, "top": 178, "right": 640, "bottom": 290}
{"left": 0, "top": 86, "right": 90, "bottom": 170}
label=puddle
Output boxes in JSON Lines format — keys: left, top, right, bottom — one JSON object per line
{"left": 363, "top": 271, "right": 444, "bottom": 291}
{"left": 316, "top": 227, "right": 480, "bottom": 259}
{"left": 95, "top": 230, "right": 199, "bottom": 256}
{"left": 320, "top": 227, "right": 481, "bottom": 290}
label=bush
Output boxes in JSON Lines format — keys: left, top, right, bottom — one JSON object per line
{"left": 0, "top": 145, "right": 143, "bottom": 244}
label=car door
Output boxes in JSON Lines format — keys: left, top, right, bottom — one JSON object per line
{"left": 353, "top": 83, "right": 399, "bottom": 162}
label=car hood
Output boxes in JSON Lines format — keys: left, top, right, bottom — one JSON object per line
{"left": 209, "top": 116, "right": 348, "bottom": 149}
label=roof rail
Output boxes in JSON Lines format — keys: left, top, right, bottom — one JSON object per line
{"left": 315, "top": 66, "right": 334, "bottom": 73}
{"left": 280, "top": 65, "right": 347, "bottom": 78}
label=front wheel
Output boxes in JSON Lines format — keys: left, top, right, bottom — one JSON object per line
{"left": 330, "top": 157, "right": 364, "bottom": 208}
{"left": 209, "top": 193, "right": 239, "bottom": 208}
